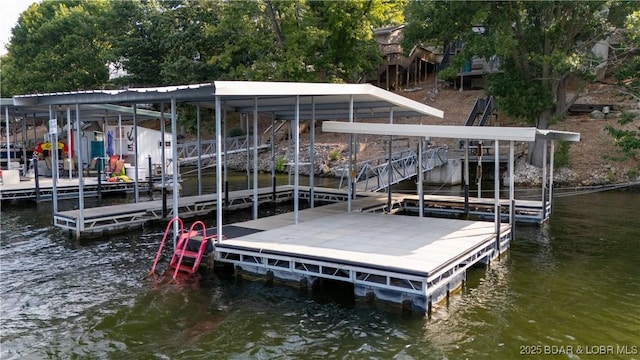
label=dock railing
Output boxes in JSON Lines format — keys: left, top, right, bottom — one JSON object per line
{"left": 339, "top": 145, "right": 448, "bottom": 192}
{"left": 177, "top": 136, "right": 268, "bottom": 166}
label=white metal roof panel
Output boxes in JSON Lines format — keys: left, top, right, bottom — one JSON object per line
{"left": 322, "top": 121, "right": 538, "bottom": 141}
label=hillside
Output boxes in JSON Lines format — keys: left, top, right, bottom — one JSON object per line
{"left": 253, "top": 82, "right": 639, "bottom": 187}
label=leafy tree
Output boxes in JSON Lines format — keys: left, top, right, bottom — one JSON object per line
{"left": 403, "top": 1, "right": 633, "bottom": 167}
{"left": 2, "top": 0, "right": 116, "bottom": 95}
{"left": 606, "top": 9, "right": 640, "bottom": 160}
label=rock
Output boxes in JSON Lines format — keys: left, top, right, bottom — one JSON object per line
{"left": 590, "top": 110, "right": 606, "bottom": 119}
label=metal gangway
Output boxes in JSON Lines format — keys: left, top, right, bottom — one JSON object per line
{"left": 176, "top": 136, "right": 269, "bottom": 167}
{"left": 338, "top": 145, "right": 448, "bottom": 192}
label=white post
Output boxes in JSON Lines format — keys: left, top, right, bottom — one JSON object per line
{"left": 196, "top": 105, "right": 202, "bottom": 195}
{"left": 541, "top": 140, "right": 548, "bottom": 222}
{"left": 170, "top": 97, "right": 179, "bottom": 239}
{"left": 253, "top": 97, "right": 259, "bottom": 220}
{"left": 5, "top": 106, "right": 10, "bottom": 169}
{"left": 294, "top": 95, "right": 300, "bottom": 224}
{"left": 49, "top": 106, "right": 58, "bottom": 213}
{"left": 549, "top": 141, "right": 555, "bottom": 213}
{"left": 76, "top": 104, "right": 85, "bottom": 236}
{"left": 310, "top": 97, "right": 315, "bottom": 209}
{"left": 215, "top": 96, "right": 223, "bottom": 243}
{"left": 347, "top": 95, "right": 354, "bottom": 212}
{"left": 66, "top": 106, "right": 72, "bottom": 180}
{"left": 509, "top": 140, "right": 515, "bottom": 240}
{"left": 133, "top": 105, "right": 139, "bottom": 203}
{"left": 494, "top": 140, "right": 500, "bottom": 244}
{"left": 418, "top": 137, "right": 424, "bottom": 218}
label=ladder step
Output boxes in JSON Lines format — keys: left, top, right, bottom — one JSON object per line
{"left": 173, "top": 263, "right": 196, "bottom": 274}
{"left": 173, "top": 249, "right": 199, "bottom": 259}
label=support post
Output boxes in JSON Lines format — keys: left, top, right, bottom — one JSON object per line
{"left": 170, "top": 97, "right": 179, "bottom": 248}
{"left": 310, "top": 97, "right": 315, "bottom": 208}
{"left": 271, "top": 113, "right": 276, "bottom": 206}
{"left": 75, "top": 104, "right": 85, "bottom": 233}
{"left": 387, "top": 108, "right": 394, "bottom": 213}
{"left": 196, "top": 105, "right": 202, "bottom": 196}
{"left": 215, "top": 96, "right": 223, "bottom": 243}
{"left": 294, "top": 95, "right": 300, "bottom": 224}
{"left": 49, "top": 106, "right": 58, "bottom": 214}
{"left": 133, "top": 105, "right": 139, "bottom": 203}
{"left": 147, "top": 155, "right": 153, "bottom": 198}
{"left": 160, "top": 103, "right": 167, "bottom": 218}
{"left": 509, "top": 140, "right": 515, "bottom": 241}
{"left": 541, "top": 140, "right": 548, "bottom": 222}
{"left": 347, "top": 96, "right": 354, "bottom": 212}
{"left": 464, "top": 139, "right": 470, "bottom": 216}
{"left": 34, "top": 159, "right": 40, "bottom": 202}
{"left": 418, "top": 138, "right": 424, "bottom": 217}
{"left": 494, "top": 140, "right": 500, "bottom": 252}
{"left": 549, "top": 141, "right": 555, "bottom": 214}
{"left": 252, "top": 98, "right": 259, "bottom": 220}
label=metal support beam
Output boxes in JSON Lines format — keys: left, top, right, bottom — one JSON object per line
{"left": 294, "top": 95, "right": 300, "bottom": 224}
{"left": 310, "top": 97, "right": 316, "bottom": 209}
{"left": 215, "top": 96, "right": 223, "bottom": 243}
{"left": 253, "top": 97, "right": 259, "bottom": 220}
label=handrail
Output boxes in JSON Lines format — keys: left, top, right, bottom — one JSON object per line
{"left": 339, "top": 145, "right": 448, "bottom": 192}
{"left": 148, "top": 217, "right": 184, "bottom": 277}
{"left": 172, "top": 220, "right": 208, "bottom": 279}
{"left": 477, "top": 96, "right": 494, "bottom": 126}
{"left": 177, "top": 136, "right": 268, "bottom": 166}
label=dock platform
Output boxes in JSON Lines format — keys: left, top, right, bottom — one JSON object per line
{"left": 211, "top": 196, "right": 511, "bottom": 313}
{"left": 52, "top": 186, "right": 351, "bottom": 236}
{"left": 0, "top": 177, "right": 145, "bottom": 201}
{"left": 48, "top": 186, "right": 547, "bottom": 238}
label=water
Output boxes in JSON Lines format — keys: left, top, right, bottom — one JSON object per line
{"left": 1, "top": 186, "right": 639, "bottom": 359}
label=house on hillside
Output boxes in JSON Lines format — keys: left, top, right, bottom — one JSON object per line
{"left": 369, "top": 25, "right": 500, "bottom": 91}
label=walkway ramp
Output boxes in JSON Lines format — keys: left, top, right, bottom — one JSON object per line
{"left": 338, "top": 145, "right": 448, "bottom": 192}
{"left": 177, "top": 136, "right": 269, "bottom": 167}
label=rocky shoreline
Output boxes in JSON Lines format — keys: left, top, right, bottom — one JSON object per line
{"left": 217, "top": 142, "right": 639, "bottom": 189}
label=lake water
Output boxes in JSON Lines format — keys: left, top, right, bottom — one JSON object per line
{"left": 1, "top": 181, "right": 638, "bottom": 359}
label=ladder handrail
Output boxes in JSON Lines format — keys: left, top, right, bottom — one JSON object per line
{"left": 148, "top": 217, "right": 184, "bottom": 276}
{"left": 172, "top": 220, "right": 208, "bottom": 279}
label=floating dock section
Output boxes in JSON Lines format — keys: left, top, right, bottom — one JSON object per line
{"left": 213, "top": 196, "right": 511, "bottom": 313}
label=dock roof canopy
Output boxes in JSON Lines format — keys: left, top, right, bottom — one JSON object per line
{"left": 9, "top": 81, "right": 443, "bottom": 121}
{"left": 322, "top": 121, "right": 580, "bottom": 142}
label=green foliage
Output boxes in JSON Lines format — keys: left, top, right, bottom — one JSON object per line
{"left": 607, "top": 9, "right": 640, "bottom": 160}
{"left": 274, "top": 156, "right": 287, "bottom": 173}
{"left": 403, "top": 0, "right": 628, "bottom": 167}
{"left": 554, "top": 141, "right": 571, "bottom": 168}
{"left": 228, "top": 127, "right": 245, "bottom": 138}
{"left": 3, "top": 0, "right": 405, "bottom": 93}
{"left": 328, "top": 148, "right": 341, "bottom": 162}
{"left": 605, "top": 113, "right": 640, "bottom": 160}
{"left": 3, "top": 0, "right": 116, "bottom": 94}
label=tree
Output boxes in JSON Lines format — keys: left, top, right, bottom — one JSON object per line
{"left": 403, "top": 1, "right": 632, "bottom": 167}
{"left": 605, "top": 9, "right": 640, "bottom": 160}
{"left": 2, "top": 0, "right": 116, "bottom": 95}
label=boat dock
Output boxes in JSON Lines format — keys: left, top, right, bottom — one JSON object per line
{"left": 0, "top": 177, "right": 146, "bottom": 201}
{"left": 210, "top": 194, "right": 511, "bottom": 313}
{"left": 3, "top": 80, "right": 580, "bottom": 314}
{"left": 52, "top": 186, "right": 351, "bottom": 237}
{"left": 52, "top": 185, "right": 550, "bottom": 238}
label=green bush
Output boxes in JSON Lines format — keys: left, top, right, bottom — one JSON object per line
{"left": 274, "top": 156, "right": 287, "bottom": 173}
{"left": 229, "top": 127, "right": 245, "bottom": 137}
{"left": 554, "top": 140, "right": 571, "bottom": 168}
{"left": 328, "top": 148, "right": 341, "bottom": 162}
